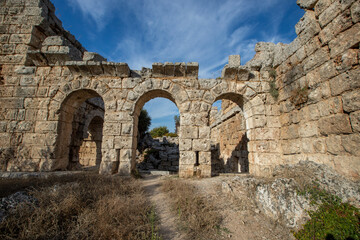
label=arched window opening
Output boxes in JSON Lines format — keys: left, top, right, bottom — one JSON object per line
{"left": 78, "top": 116, "right": 104, "bottom": 168}
{"left": 210, "top": 93, "right": 249, "bottom": 175}
{"left": 133, "top": 91, "right": 180, "bottom": 174}
{"left": 56, "top": 91, "right": 105, "bottom": 171}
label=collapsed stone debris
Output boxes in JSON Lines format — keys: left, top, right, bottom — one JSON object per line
{"left": 0, "top": 0, "right": 359, "bottom": 180}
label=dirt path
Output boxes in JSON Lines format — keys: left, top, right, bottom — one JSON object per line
{"left": 141, "top": 175, "right": 186, "bottom": 240}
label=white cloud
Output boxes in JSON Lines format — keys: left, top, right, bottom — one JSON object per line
{"left": 67, "top": 0, "right": 118, "bottom": 29}
{"left": 68, "top": 0, "right": 301, "bottom": 77}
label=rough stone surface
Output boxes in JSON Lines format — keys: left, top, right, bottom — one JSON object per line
{"left": 223, "top": 161, "right": 360, "bottom": 230}
{"left": 0, "top": 0, "right": 359, "bottom": 181}
{"left": 297, "top": 0, "right": 319, "bottom": 9}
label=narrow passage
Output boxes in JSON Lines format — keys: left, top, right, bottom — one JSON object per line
{"left": 141, "top": 175, "right": 186, "bottom": 240}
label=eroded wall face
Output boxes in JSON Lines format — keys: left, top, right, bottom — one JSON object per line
{"left": 0, "top": 0, "right": 358, "bottom": 180}
{"left": 210, "top": 100, "right": 248, "bottom": 174}
{"left": 272, "top": 0, "right": 360, "bottom": 180}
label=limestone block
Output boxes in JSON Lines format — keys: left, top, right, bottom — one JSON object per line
{"left": 304, "top": 47, "right": 330, "bottom": 72}
{"left": 83, "top": 52, "right": 107, "bottom": 62}
{"left": 180, "top": 126, "right": 198, "bottom": 139}
{"left": 179, "top": 139, "right": 191, "bottom": 151}
{"left": 14, "top": 66, "right": 35, "bottom": 75}
{"left": 342, "top": 90, "right": 360, "bottom": 112}
{"left": 350, "top": 111, "right": 360, "bottom": 132}
{"left": 280, "top": 124, "right": 299, "bottom": 140}
{"left": 308, "top": 81, "right": 331, "bottom": 103}
{"left": 297, "top": 0, "right": 319, "bottom": 9}
{"left": 181, "top": 113, "right": 207, "bottom": 126}
{"left": 192, "top": 139, "right": 210, "bottom": 151}
{"left": 325, "top": 135, "right": 344, "bottom": 155}
{"left": 199, "top": 151, "right": 211, "bottom": 164}
{"left": 199, "top": 126, "right": 210, "bottom": 138}
{"left": 35, "top": 121, "right": 57, "bottom": 133}
{"left": 342, "top": 134, "right": 360, "bottom": 156}
{"left": 333, "top": 155, "right": 360, "bottom": 180}
{"left": 267, "top": 116, "right": 281, "bottom": 128}
{"left": 0, "top": 98, "right": 24, "bottom": 109}
{"left": 351, "top": 1, "right": 360, "bottom": 22}
{"left": 229, "top": 55, "right": 241, "bottom": 67}
{"left": 99, "top": 161, "right": 114, "bottom": 174}
{"left": 103, "top": 122, "right": 120, "bottom": 135}
{"left": 185, "top": 62, "right": 199, "bottom": 77}
{"left": 114, "top": 136, "right": 132, "bottom": 149}
{"left": 319, "top": 114, "right": 353, "bottom": 135}
{"left": 122, "top": 78, "right": 141, "bottom": 89}
{"left": 319, "top": 10, "right": 353, "bottom": 45}
{"left": 253, "top": 128, "right": 280, "bottom": 140}
{"left": 198, "top": 79, "right": 218, "bottom": 90}
{"left": 341, "top": 49, "right": 359, "bottom": 70}
{"left": 329, "top": 68, "right": 360, "bottom": 96}
{"left": 164, "top": 62, "right": 174, "bottom": 76}
{"left": 282, "top": 139, "right": 301, "bottom": 155}
{"left": 180, "top": 151, "right": 196, "bottom": 165}
{"left": 295, "top": 11, "right": 317, "bottom": 35}
{"left": 315, "top": 0, "right": 332, "bottom": 16}
{"left": 329, "top": 23, "right": 360, "bottom": 58}
{"left": 319, "top": 1, "right": 342, "bottom": 28}
{"left": 174, "top": 62, "right": 186, "bottom": 77}
{"left": 151, "top": 63, "right": 164, "bottom": 77}
{"left": 318, "top": 97, "right": 343, "bottom": 117}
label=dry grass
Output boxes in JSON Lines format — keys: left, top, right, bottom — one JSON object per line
{"left": 0, "top": 174, "right": 156, "bottom": 240}
{"left": 162, "top": 179, "right": 223, "bottom": 240}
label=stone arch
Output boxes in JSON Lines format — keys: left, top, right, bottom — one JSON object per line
{"left": 52, "top": 89, "right": 105, "bottom": 171}
{"left": 82, "top": 110, "right": 104, "bottom": 139}
{"left": 78, "top": 115, "right": 104, "bottom": 167}
{"left": 131, "top": 89, "right": 180, "bottom": 172}
{"left": 209, "top": 92, "right": 249, "bottom": 174}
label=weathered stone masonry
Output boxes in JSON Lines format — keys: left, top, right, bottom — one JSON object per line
{"left": 0, "top": 0, "right": 359, "bottom": 180}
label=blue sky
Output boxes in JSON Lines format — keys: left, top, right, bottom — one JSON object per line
{"left": 51, "top": 0, "right": 304, "bottom": 132}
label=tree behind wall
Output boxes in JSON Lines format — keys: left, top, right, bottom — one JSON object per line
{"left": 149, "top": 126, "right": 169, "bottom": 138}
{"left": 138, "top": 109, "right": 151, "bottom": 138}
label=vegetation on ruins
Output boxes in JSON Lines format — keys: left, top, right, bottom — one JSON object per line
{"left": 268, "top": 68, "right": 279, "bottom": 101}
{"left": 138, "top": 109, "right": 152, "bottom": 138}
{"left": 162, "top": 179, "right": 224, "bottom": 240}
{"left": 0, "top": 174, "right": 160, "bottom": 240}
{"left": 149, "top": 126, "right": 170, "bottom": 138}
{"left": 294, "top": 182, "right": 360, "bottom": 240}
{"left": 290, "top": 84, "right": 309, "bottom": 109}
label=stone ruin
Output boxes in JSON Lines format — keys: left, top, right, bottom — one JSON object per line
{"left": 137, "top": 135, "right": 179, "bottom": 173}
{"left": 0, "top": 0, "right": 359, "bottom": 180}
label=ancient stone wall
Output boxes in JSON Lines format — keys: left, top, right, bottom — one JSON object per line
{"left": 0, "top": 0, "right": 358, "bottom": 180}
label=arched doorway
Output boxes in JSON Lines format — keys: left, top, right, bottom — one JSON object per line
{"left": 78, "top": 116, "right": 104, "bottom": 168}
{"left": 55, "top": 90, "right": 105, "bottom": 170}
{"left": 132, "top": 90, "right": 180, "bottom": 174}
{"left": 210, "top": 93, "right": 249, "bottom": 175}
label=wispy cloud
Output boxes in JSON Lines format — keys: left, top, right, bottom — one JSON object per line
{"left": 68, "top": 0, "right": 302, "bottom": 78}
{"left": 67, "top": 0, "right": 118, "bottom": 30}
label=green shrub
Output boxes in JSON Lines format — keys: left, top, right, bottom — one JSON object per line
{"left": 294, "top": 183, "right": 360, "bottom": 240}
{"left": 165, "top": 132, "right": 178, "bottom": 137}
{"left": 269, "top": 80, "right": 279, "bottom": 100}
{"left": 149, "top": 126, "right": 169, "bottom": 138}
